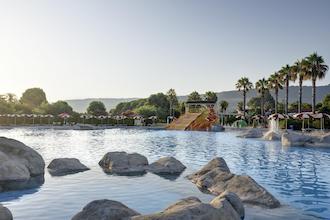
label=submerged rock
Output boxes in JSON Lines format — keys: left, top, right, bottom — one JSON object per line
{"left": 71, "top": 199, "right": 140, "bottom": 220}
{"left": 47, "top": 158, "right": 90, "bottom": 176}
{"left": 187, "top": 157, "right": 280, "bottom": 208}
{"left": 99, "top": 151, "right": 148, "bottom": 174}
{"left": 0, "top": 137, "right": 45, "bottom": 192}
{"left": 132, "top": 196, "right": 242, "bottom": 220}
{"left": 0, "top": 204, "right": 13, "bottom": 220}
{"left": 263, "top": 131, "right": 280, "bottom": 141}
{"left": 147, "top": 157, "right": 186, "bottom": 174}
{"left": 237, "top": 129, "right": 263, "bottom": 138}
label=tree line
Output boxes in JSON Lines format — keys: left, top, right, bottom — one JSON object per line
{"left": 235, "top": 52, "right": 328, "bottom": 117}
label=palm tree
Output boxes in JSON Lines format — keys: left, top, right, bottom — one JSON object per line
{"left": 291, "top": 59, "right": 310, "bottom": 113}
{"left": 255, "top": 78, "right": 269, "bottom": 116}
{"left": 166, "top": 88, "right": 178, "bottom": 116}
{"left": 306, "top": 53, "right": 329, "bottom": 113}
{"left": 279, "top": 65, "right": 296, "bottom": 114}
{"left": 235, "top": 77, "right": 253, "bottom": 118}
{"left": 219, "top": 100, "right": 229, "bottom": 113}
{"left": 268, "top": 72, "right": 283, "bottom": 114}
{"left": 219, "top": 100, "right": 229, "bottom": 125}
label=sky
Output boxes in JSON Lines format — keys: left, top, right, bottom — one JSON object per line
{"left": 0, "top": 0, "right": 329, "bottom": 102}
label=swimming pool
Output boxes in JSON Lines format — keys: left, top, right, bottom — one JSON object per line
{"left": 0, "top": 128, "right": 329, "bottom": 219}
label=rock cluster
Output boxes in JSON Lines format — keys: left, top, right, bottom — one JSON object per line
{"left": 281, "top": 131, "right": 330, "bottom": 147}
{"left": 237, "top": 129, "right": 264, "bottom": 138}
{"left": 47, "top": 158, "right": 90, "bottom": 176}
{"left": 99, "top": 152, "right": 186, "bottom": 175}
{"left": 0, "top": 137, "right": 45, "bottom": 192}
{"left": 187, "top": 158, "right": 280, "bottom": 208}
{"left": 72, "top": 194, "right": 244, "bottom": 220}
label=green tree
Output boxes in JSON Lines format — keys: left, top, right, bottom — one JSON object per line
{"left": 204, "top": 91, "right": 218, "bottom": 102}
{"left": 291, "top": 59, "right": 310, "bottom": 113}
{"left": 219, "top": 100, "right": 229, "bottom": 113}
{"left": 87, "top": 101, "right": 107, "bottom": 116}
{"left": 248, "top": 90, "right": 274, "bottom": 115}
{"left": 20, "top": 88, "right": 48, "bottom": 108}
{"left": 268, "top": 72, "right": 283, "bottom": 113}
{"left": 48, "top": 101, "right": 73, "bottom": 115}
{"left": 279, "top": 65, "right": 296, "bottom": 114}
{"left": 135, "top": 105, "right": 157, "bottom": 118}
{"left": 255, "top": 78, "right": 269, "bottom": 116}
{"left": 187, "top": 91, "right": 202, "bottom": 102}
{"left": 236, "top": 101, "right": 243, "bottom": 111}
{"left": 235, "top": 77, "right": 253, "bottom": 117}
{"left": 166, "top": 89, "right": 178, "bottom": 117}
{"left": 306, "top": 53, "right": 329, "bottom": 113}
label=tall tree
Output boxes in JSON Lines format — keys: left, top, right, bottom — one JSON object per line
{"left": 187, "top": 91, "right": 202, "bottom": 102}
{"left": 235, "top": 77, "right": 253, "bottom": 117}
{"left": 291, "top": 59, "right": 310, "bottom": 113}
{"left": 279, "top": 65, "right": 296, "bottom": 114}
{"left": 204, "top": 91, "right": 218, "bottom": 102}
{"left": 87, "top": 101, "right": 107, "bottom": 116}
{"left": 166, "top": 89, "right": 178, "bottom": 117}
{"left": 20, "top": 88, "right": 48, "bottom": 108}
{"left": 268, "top": 72, "right": 283, "bottom": 114}
{"left": 306, "top": 53, "right": 329, "bottom": 113}
{"left": 219, "top": 100, "right": 229, "bottom": 113}
{"left": 255, "top": 78, "right": 269, "bottom": 116}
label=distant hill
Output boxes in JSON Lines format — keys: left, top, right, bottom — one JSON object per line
{"left": 65, "top": 98, "right": 138, "bottom": 113}
{"left": 66, "top": 85, "right": 330, "bottom": 113}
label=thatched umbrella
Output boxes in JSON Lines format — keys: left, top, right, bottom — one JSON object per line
{"left": 293, "top": 112, "right": 312, "bottom": 130}
{"left": 58, "top": 113, "right": 70, "bottom": 124}
{"left": 309, "top": 113, "right": 330, "bottom": 131}
{"left": 268, "top": 113, "right": 289, "bottom": 130}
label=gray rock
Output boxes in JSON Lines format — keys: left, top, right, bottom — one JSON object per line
{"left": 188, "top": 158, "right": 280, "bottom": 208}
{"left": 72, "top": 199, "right": 140, "bottom": 220}
{"left": 0, "top": 137, "right": 45, "bottom": 191}
{"left": 237, "top": 129, "right": 263, "bottom": 138}
{"left": 47, "top": 158, "right": 90, "bottom": 176}
{"left": 263, "top": 131, "right": 280, "bottom": 141}
{"left": 187, "top": 157, "right": 230, "bottom": 181}
{"left": 147, "top": 157, "right": 186, "bottom": 174}
{"left": 132, "top": 196, "right": 241, "bottom": 220}
{"left": 0, "top": 204, "right": 13, "bottom": 220}
{"left": 281, "top": 132, "right": 314, "bottom": 147}
{"left": 213, "top": 191, "right": 245, "bottom": 219}
{"left": 99, "top": 152, "right": 148, "bottom": 174}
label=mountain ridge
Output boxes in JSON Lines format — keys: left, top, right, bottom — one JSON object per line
{"left": 66, "top": 85, "right": 330, "bottom": 113}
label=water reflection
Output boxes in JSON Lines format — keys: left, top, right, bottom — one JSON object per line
{"left": 0, "top": 128, "right": 329, "bottom": 219}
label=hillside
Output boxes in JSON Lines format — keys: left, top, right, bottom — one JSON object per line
{"left": 66, "top": 85, "right": 330, "bottom": 112}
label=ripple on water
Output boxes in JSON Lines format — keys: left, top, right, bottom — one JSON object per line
{"left": 0, "top": 128, "right": 329, "bottom": 219}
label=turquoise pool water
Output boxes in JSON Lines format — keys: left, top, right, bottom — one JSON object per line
{"left": 0, "top": 128, "right": 329, "bottom": 219}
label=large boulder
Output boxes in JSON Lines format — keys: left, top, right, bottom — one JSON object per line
{"left": 0, "top": 137, "right": 45, "bottom": 192}
{"left": 132, "top": 196, "right": 241, "bottom": 220}
{"left": 147, "top": 157, "right": 186, "bottom": 175}
{"left": 187, "top": 157, "right": 280, "bottom": 208}
{"left": 47, "top": 158, "right": 90, "bottom": 176}
{"left": 281, "top": 132, "right": 314, "bottom": 147}
{"left": 99, "top": 152, "right": 148, "bottom": 174}
{"left": 0, "top": 204, "right": 13, "bottom": 220}
{"left": 263, "top": 131, "right": 280, "bottom": 141}
{"left": 237, "top": 129, "right": 263, "bottom": 138}
{"left": 72, "top": 199, "right": 140, "bottom": 220}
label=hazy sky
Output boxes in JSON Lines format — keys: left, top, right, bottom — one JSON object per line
{"left": 0, "top": 0, "right": 329, "bottom": 102}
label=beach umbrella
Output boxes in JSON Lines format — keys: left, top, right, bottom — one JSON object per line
{"left": 58, "top": 113, "right": 70, "bottom": 124}
{"left": 98, "top": 115, "right": 107, "bottom": 125}
{"left": 293, "top": 113, "right": 312, "bottom": 130}
{"left": 268, "top": 113, "right": 290, "bottom": 130}
{"left": 148, "top": 116, "right": 157, "bottom": 124}
{"left": 310, "top": 113, "right": 330, "bottom": 131}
